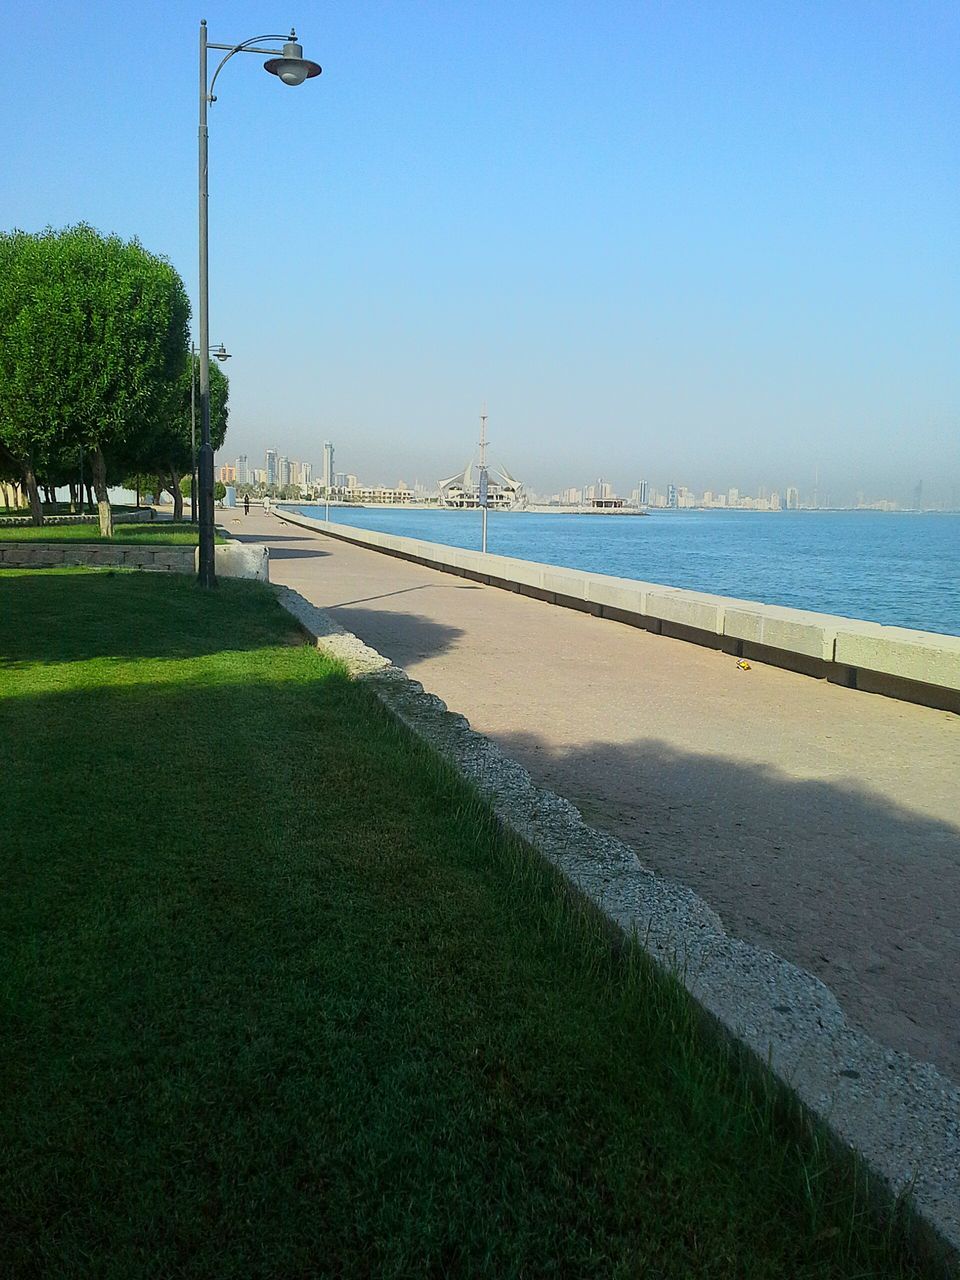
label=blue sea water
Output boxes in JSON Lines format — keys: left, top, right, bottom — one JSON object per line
{"left": 294, "top": 506, "right": 960, "bottom": 637}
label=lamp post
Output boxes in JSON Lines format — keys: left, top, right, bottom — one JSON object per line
{"left": 197, "top": 21, "right": 321, "bottom": 586}
{"left": 190, "top": 342, "right": 231, "bottom": 523}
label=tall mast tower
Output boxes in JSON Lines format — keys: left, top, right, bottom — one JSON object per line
{"left": 478, "top": 406, "right": 489, "bottom": 553}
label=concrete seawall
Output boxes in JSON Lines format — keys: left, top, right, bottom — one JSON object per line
{"left": 274, "top": 507, "right": 960, "bottom": 714}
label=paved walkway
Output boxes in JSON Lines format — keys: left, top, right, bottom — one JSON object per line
{"left": 228, "top": 508, "right": 960, "bottom": 1082}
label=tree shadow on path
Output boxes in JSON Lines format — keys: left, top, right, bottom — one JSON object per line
{"left": 492, "top": 727, "right": 960, "bottom": 1085}
{"left": 327, "top": 605, "right": 466, "bottom": 666}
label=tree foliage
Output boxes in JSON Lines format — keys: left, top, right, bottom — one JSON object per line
{"left": 0, "top": 224, "right": 189, "bottom": 530}
{"left": 142, "top": 357, "right": 229, "bottom": 519}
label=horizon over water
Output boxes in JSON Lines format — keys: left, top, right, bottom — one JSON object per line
{"left": 294, "top": 506, "right": 960, "bottom": 638}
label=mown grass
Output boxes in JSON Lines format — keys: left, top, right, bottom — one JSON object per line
{"left": 0, "top": 570, "right": 929, "bottom": 1279}
{"left": 0, "top": 521, "right": 226, "bottom": 544}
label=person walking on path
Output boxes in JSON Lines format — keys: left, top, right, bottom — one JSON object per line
{"left": 243, "top": 494, "right": 250, "bottom": 516}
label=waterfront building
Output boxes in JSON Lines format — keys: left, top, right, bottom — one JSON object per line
{"left": 666, "top": 484, "right": 678, "bottom": 509}
{"left": 322, "top": 441, "right": 335, "bottom": 491}
{"left": 301, "top": 462, "right": 312, "bottom": 487}
{"left": 334, "top": 484, "right": 419, "bottom": 504}
{"left": 786, "top": 486, "right": 800, "bottom": 510}
{"left": 265, "top": 449, "right": 277, "bottom": 489}
{"left": 277, "top": 456, "right": 290, "bottom": 487}
{"left": 236, "top": 454, "right": 248, "bottom": 485}
{"left": 727, "top": 487, "right": 739, "bottom": 507}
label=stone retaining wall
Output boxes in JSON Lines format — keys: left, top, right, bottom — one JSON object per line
{"left": 274, "top": 507, "right": 960, "bottom": 714}
{"left": 0, "top": 509, "right": 156, "bottom": 528}
{"left": 0, "top": 541, "right": 269, "bottom": 580}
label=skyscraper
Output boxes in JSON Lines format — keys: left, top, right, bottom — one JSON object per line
{"left": 322, "top": 441, "right": 334, "bottom": 491}
{"left": 236, "top": 454, "right": 248, "bottom": 485}
{"left": 265, "top": 449, "right": 277, "bottom": 488}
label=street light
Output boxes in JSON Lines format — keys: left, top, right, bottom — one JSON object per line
{"left": 190, "top": 342, "right": 231, "bottom": 524}
{"left": 197, "top": 22, "right": 321, "bottom": 587}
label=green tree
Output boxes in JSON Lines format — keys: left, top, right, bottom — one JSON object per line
{"left": 213, "top": 481, "right": 227, "bottom": 505}
{"left": 0, "top": 224, "right": 189, "bottom": 532}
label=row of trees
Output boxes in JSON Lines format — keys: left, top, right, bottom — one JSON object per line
{"left": 0, "top": 224, "right": 228, "bottom": 535}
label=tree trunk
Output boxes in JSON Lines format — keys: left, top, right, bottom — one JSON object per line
{"left": 168, "top": 468, "right": 184, "bottom": 520}
{"left": 43, "top": 484, "right": 55, "bottom": 507}
{"left": 84, "top": 482, "right": 94, "bottom": 513}
{"left": 67, "top": 482, "right": 78, "bottom": 513}
{"left": 21, "top": 461, "right": 44, "bottom": 526}
{"left": 90, "top": 447, "right": 113, "bottom": 538}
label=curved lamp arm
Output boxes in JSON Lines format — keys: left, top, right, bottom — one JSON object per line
{"left": 208, "top": 32, "right": 294, "bottom": 100}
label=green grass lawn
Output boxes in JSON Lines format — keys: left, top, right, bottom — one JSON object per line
{"left": 0, "top": 521, "right": 227, "bottom": 544}
{"left": 0, "top": 570, "right": 927, "bottom": 1279}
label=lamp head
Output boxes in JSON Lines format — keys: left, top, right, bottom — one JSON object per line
{"left": 264, "top": 34, "right": 321, "bottom": 86}
{"left": 213, "top": 345, "right": 232, "bottom": 362}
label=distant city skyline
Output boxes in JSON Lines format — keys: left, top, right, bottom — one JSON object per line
{"left": 216, "top": 443, "right": 958, "bottom": 512}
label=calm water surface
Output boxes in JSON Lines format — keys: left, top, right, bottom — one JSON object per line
{"left": 294, "top": 506, "right": 960, "bottom": 637}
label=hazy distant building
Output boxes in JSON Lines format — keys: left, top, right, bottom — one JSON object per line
{"left": 236, "top": 455, "right": 248, "bottom": 485}
{"left": 786, "top": 486, "right": 800, "bottom": 510}
{"left": 634, "top": 478, "right": 648, "bottom": 505}
{"left": 727, "top": 487, "right": 739, "bottom": 507}
{"left": 301, "top": 462, "right": 312, "bottom": 487}
{"left": 666, "top": 484, "right": 678, "bottom": 509}
{"left": 322, "top": 441, "right": 335, "bottom": 491}
{"left": 265, "top": 450, "right": 277, "bottom": 488}
{"left": 277, "top": 456, "right": 290, "bottom": 487}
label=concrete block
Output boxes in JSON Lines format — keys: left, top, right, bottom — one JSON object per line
{"left": 835, "top": 623, "right": 960, "bottom": 691}
{"left": 542, "top": 567, "right": 589, "bottom": 601}
{"left": 491, "top": 556, "right": 544, "bottom": 591}
{"left": 645, "top": 588, "right": 724, "bottom": 634}
{"left": 584, "top": 574, "right": 648, "bottom": 616}
{"left": 215, "top": 543, "right": 269, "bottom": 581}
{"left": 756, "top": 607, "right": 838, "bottom": 661}
{"left": 722, "top": 606, "right": 766, "bottom": 646}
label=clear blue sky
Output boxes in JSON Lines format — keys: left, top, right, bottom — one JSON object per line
{"left": 4, "top": 1, "right": 958, "bottom": 502}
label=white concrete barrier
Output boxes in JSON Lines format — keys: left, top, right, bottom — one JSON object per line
{"left": 272, "top": 506, "right": 959, "bottom": 712}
